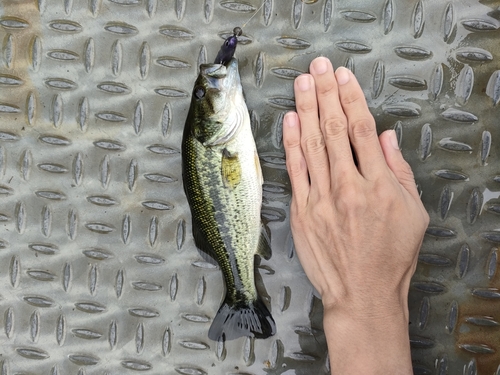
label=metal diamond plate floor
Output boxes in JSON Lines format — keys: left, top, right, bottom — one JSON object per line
{"left": 0, "top": 0, "right": 499, "bottom": 374}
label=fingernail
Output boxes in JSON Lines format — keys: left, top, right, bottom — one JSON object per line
{"left": 389, "top": 130, "right": 400, "bottom": 150}
{"left": 312, "top": 57, "right": 328, "bottom": 75}
{"left": 284, "top": 112, "right": 298, "bottom": 127}
{"left": 336, "top": 67, "right": 350, "bottom": 85}
{"left": 296, "top": 75, "right": 311, "bottom": 91}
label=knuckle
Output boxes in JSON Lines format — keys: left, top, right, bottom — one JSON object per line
{"left": 373, "top": 180, "right": 397, "bottom": 206}
{"left": 297, "top": 98, "right": 317, "bottom": 114}
{"left": 322, "top": 117, "right": 348, "bottom": 140}
{"left": 336, "top": 178, "right": 355, "bottom": 195}
{"left": 311, "top": 186, "right": 332, "bottom": 203}
{"left": 290, "top": 203, "right": 305, "bottom": 227}
{"left": 341, "top": 90, "right": 364, "bottom": 106}
{"left": 317, "top": 82, "right": 336, "bottom": 97}
{"left": 286, "top": 158, "right": 305, "bottom": 178}
{"left": 283, "top": 133, "right": 301, "bottom": 150}
{"left": 398, "top": 160, "right": 416, "bottom": 183}
{"left": 336, "top": 183, "right": 364, "bottom": 212}
{"left": 302, "top": 134, "right": 326, "bottom": 155}
{"left": 373, "top": 179, "right": 390, "bottom": 199}
{"left": 423, "top": 210, "right": 430, "bottom": 227}
{"left": 350, "top": 118, "right": 376, "bottom": 139}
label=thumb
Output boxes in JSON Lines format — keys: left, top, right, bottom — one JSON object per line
{"left": 379, "top": 130, "right": 420, "bottom": 202}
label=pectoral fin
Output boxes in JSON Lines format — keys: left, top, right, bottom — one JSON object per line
{"left": 254, "top": 150, "right": 263, "bottom": 186}
{"left": 221, "top": 148, "right": 241, "bottom": 189}
{"left": 256, "top": 224, "right": 272, "bottom": 260}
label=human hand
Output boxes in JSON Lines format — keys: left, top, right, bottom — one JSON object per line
{"left": 283, "top": 57, "right": 429, "bottom": 374}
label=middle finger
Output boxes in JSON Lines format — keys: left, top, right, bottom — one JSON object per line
{"left": 309, "top": 58, "right": 356, "bottom": 180}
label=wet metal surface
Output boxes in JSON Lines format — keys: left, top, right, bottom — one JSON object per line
{"left": 0, "top": 0, "right": 500, "bottom": 373}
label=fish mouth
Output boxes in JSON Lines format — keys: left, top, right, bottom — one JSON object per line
{"left": 200, "top": 58, "right": 240, "bottom": 94}
{"left": 198, "top": 58, "right": 244, "bottom": 147}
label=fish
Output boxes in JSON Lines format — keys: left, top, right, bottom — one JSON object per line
{"left": 181, "top": 54, "right": 276, "bottom": 341}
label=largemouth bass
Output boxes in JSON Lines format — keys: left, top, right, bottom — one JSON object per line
{"left": 181, "top": 57, "right": 276, "bottom": 341}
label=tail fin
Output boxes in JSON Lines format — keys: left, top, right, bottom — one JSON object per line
{"left": 208, "top": 297, "right": 276, "bottom": 341}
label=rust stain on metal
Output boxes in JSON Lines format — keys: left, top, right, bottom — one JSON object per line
{"left": 455, "top": 258, "right": 500, "bottom": 374}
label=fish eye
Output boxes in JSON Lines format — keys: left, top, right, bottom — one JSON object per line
{"left": 194, "top": 86, "right": 205, "bottom": 99}
{"left": 224, "top": 39, "right": 230, "bottom": 46}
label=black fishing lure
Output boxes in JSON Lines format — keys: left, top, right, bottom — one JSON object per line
{"left": 214, "top": 27, "right": 242, "bottom": 65}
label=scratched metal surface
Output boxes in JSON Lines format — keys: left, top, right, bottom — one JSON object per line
{"left": 0, "top": 0, "right": 499, "bottom": 374}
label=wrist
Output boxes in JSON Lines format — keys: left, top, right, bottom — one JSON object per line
{"left": 321, "top": 283, "right": 411, "bottom": 323}
{"left": 322, "top": 297, "right": 412, "bottom": 375}
{"left": 323, "top": 299, "right": 410, "bottom": 336}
